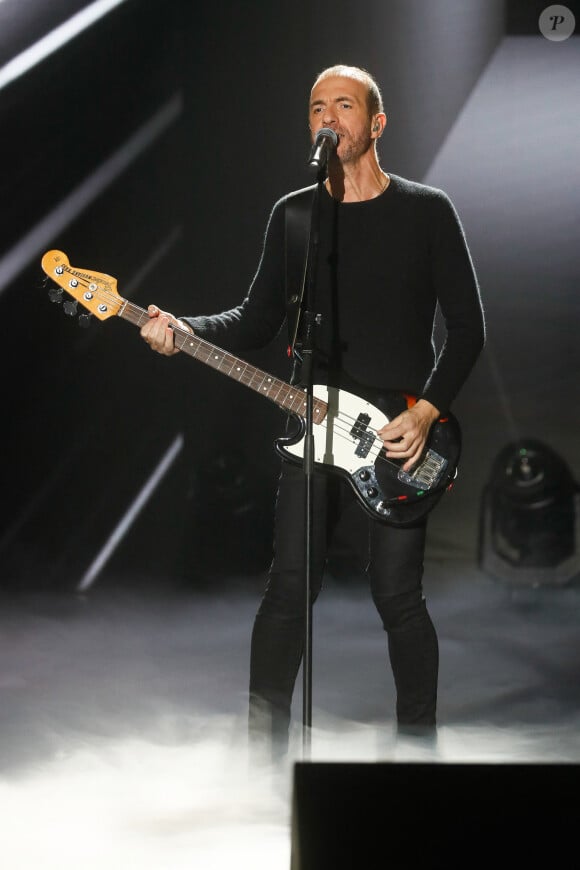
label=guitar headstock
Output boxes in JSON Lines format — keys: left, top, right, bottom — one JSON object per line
{"left": 41, "top": 250, "right": 122, "bottom": 321}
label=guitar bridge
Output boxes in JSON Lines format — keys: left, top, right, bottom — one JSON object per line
{"left": 398, "top": 449, "right": 448, "bottom": 490}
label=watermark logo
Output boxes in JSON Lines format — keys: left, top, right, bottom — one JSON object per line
{"left": 539, "top": 5, "right": 576, "bottom": 40}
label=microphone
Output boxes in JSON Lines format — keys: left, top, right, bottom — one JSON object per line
{"left": 308, "top": 127, "right": 338, "bottom": 174}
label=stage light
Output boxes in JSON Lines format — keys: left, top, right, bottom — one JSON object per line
{"left": 478, "top": 439, "right": 580, "bottom": 587}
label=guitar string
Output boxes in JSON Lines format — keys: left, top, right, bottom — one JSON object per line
{"left": 52, "top": 268, "right": 440, "bottom": 481}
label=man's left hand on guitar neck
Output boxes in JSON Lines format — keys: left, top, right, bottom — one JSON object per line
{"left": 140, "top": 305, "right": 192, "bottom": 355}
{"left": 378, "top": 399, "right": 441, "bottom": 473}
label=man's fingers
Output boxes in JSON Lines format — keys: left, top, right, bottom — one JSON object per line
{"left": 403, "top": 445, "right": 423, "bottom": 471}
{"left": 140, "top": 311, "right": 178, "bottom": 355}
{"left": 386, "top": 435, "right": 418, "bottom": 457}
{"left": 384, "top": 436, "right": 408, "bottom": 454}
{"left": 378, "top": 427, "right": 404, "bottom": 446}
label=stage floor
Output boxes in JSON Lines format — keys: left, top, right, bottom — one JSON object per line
{"left": 1, "top": 560, "right": 580, "bottom": 867}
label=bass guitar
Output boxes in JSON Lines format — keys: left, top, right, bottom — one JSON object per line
{"left": 41, "top": 250, "right": 461, "bottom": 526}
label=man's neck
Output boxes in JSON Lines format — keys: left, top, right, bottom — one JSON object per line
{"left": 326, "top": 153, "right": 390, "bottom": 203}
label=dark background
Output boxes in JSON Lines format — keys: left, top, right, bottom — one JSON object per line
{"left": 1, "top": 0, "right": 578, "bottom": 593}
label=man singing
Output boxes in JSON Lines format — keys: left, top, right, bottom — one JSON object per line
{"left": 141, "top": 64, "right": 485, "bottom": 759}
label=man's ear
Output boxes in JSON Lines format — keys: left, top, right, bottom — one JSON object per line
{"left": 372, "top": 113, "right": 387, "bottom": 137}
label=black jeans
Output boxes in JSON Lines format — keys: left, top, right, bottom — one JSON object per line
{"left": 249, "top": 460, "right": 439, "bottom": 755}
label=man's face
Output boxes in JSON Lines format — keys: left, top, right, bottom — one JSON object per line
{"left": 309, "top": 75, "right": 374, "bottom": 165}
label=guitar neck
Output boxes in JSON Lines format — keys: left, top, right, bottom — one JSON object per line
{"left": 118, "top": 299, "right": 326, "bottom": 420}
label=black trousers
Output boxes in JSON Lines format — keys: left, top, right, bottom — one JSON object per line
{"left": 249, "top": 460, "right": 439, "bottom": 754}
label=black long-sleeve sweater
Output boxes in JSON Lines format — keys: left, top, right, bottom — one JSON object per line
{"left": 184, "top": 174, "right": 485, "bottom": 414}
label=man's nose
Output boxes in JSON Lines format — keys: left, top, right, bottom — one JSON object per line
{"left": 321, "top": 108, "right": 337, "bottom": 126}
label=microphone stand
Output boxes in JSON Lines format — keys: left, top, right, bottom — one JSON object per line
{"left": 299, "top": 166, "right": 325, "bottom": 760}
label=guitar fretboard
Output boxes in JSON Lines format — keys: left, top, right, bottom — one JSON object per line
{"left": 120, "top": 300, "right": 328, "bottom": 422}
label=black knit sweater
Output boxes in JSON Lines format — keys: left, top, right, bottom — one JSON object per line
{"left": 184, "top": 174, "right": 485, "bottom": 413}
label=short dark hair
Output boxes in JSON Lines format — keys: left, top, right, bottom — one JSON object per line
{"left": 312, "top": 65, "right": 384, "bottom": 117}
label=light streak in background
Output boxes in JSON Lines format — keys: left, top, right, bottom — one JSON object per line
{"left": 0, "top": 0, "right": 130, "bottom": 92}
{"left": 77, "top": 432, "right": 185, "bottom": 591}
{"left": 0, "top": 225, "right": 183, "bottom": 562}
{"left": 0, "top": 92, "right": 183, "bottom": 295}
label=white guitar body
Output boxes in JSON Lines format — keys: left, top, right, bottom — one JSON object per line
{"left": 284, "top": 384, "right": 388, "bottom": 467}
{"left": 276, "top": 385, "right": 397, "bottom": 519}
{"left": 275, "top": 384, "right": 460, "bottom": 524}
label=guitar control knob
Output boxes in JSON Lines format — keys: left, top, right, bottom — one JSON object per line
{"left": 359, "top": 470, "right": 370, "bottom": 481}
{"left": 366, "top": 486, "right": 378, "bottom": 498}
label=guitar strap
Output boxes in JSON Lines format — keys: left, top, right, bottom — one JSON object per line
{"left": 283, "top": 185, "right": 316, "bottom": 383}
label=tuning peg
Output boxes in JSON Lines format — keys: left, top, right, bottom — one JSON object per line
{"left": 48, "top": 285, "right": 63, "bottom": 303}
{"left": 63, "top": 299, "right": 78, "bottom": 316}
{"left": 78, "top": 313, "right": 92, "bottom": 328}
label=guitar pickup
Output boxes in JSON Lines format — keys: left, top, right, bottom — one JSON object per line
{"left": 350, "top": 413, "right": 373, "bottom": 458}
